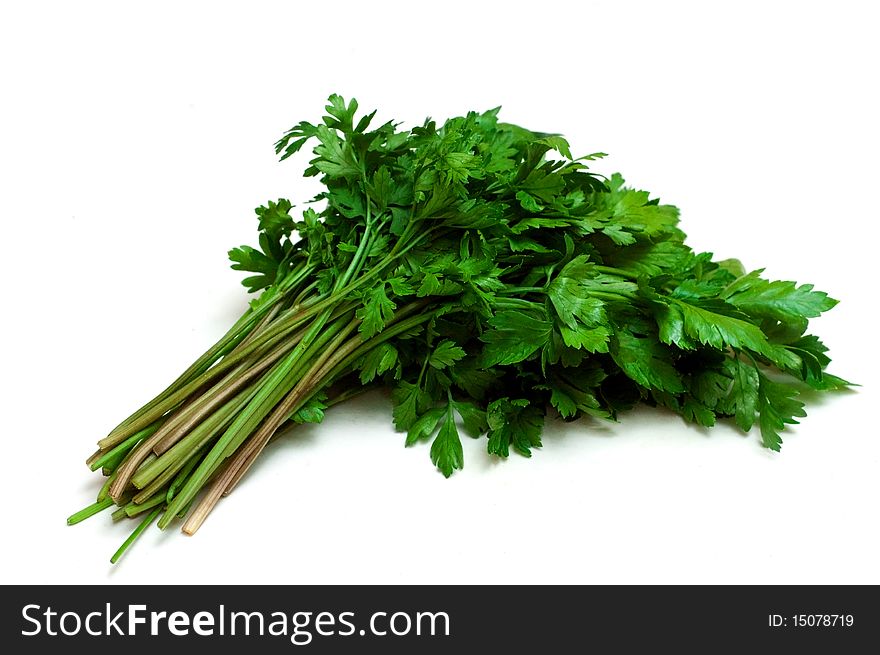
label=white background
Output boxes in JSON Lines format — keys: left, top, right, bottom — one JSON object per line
{"left": 1, "top": 1, "right": 877, "bottom": 584}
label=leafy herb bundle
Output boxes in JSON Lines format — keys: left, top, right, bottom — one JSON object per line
{"left": 70, "top": 95, "right": 846, "bottom": 561}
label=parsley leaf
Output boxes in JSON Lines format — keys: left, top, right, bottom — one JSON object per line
{"left": 486, "top": 398, "right": 545, "bottom": 458}
{"left": 721, "top": 270, "right": 838, "bottom": 322}
{"left": 357, "top": 282, "right": 396, "bottom": 339}
{"left": 430, "top": 406, "right": 464, "bottom": 477}
{"left": 757, "top": 374, "right": 806, "bottom": 451}
{"left": 479, "top": 310, "right": 552, "bottom": 366}
{"left": 429, "top": 340, "right": 467, "bottom": 369}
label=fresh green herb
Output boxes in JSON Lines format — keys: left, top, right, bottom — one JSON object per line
{"left": 71, "top": 95, "right": 848, "bottom": 561}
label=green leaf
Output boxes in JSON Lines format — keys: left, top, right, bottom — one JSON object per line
{"left": 275, "top": 120, "right": 318, "bottom": 160}
{"left": 610, "top": 330, "right": 685, "bottom": 393}
{"left": 681, "top": 397, "right": 715, "bottom": 427}
{"left": 429, "top": 340, "right": 467, "bottom": 369}
{"left": 255, "top": 199, "right": 294, "bottom": 240}
{"left": 601, "top": 225, "right": 637, "bottom": 246}
{"left": 486, "top": 398, "right": 544, "bottom": 458}
{"left": 550, "top": 388, "right": 578, "bottom": 418}
{"left": 510, "top": 216, "right": 569, "bottom": 234}
{"left": 545, "top": 256, "right": 635, "bottom": 354}
{"left": 553, "top": 256, "right": 639, "bottom": 297}
{"left": 479, "top": 310, "right": 552, "bottom": 366}
{"left": 656, "top": 298, "right": 786, "bottom": 369}
{"left": 548, "top": 273, "right": 607, "bottom": 329}
{"left": 599, "top": 173, "right": 680, "bottom": 238}
{"left": 392, "top": 382, "right": 431, "bottom": 431}
{"left": 520, "top": 168, "right": 565, "bottom": 203}
{"left": 417, "top": 272, "right": 442, "bottom": 297}
{"left": 324, "top": 94, "right": 359, "bottom": 132}
{"left": 312, "top": 125, "right": 361, "bottom": 179}
{"left": 544, "top": 367, "right": 609, "bottom": 420}
{"left": 507, "top": 236, "right": 552, "bottom": 253}
{"left": 558, "top": 325, "right": 611, "bottom": 353}
{"left": 720, "top": 358, "right": 760, "bottom": 432}
{"left": 417, "top": 183, "right": 458, "bottom": 218}
{"left": 535, "top": 135, "right": 573, "bottom": 159}
{"left": 430, "top": 409, "right": 464, "bottom": 477}
{"left": 721, "top": 270, "right": 838, "bottom": 322}
{"left": 228, "top": 246, "right": 278, "bottom": 293}
{"left": 291, "top": 394, "right": 327, "bottom": 424}
{"left": 441, "top": 151, "right": 478, "bottom": 185}
{"left": 357, "top": 282, "right": 396, "bottom": 339}
{"left": 687, "top": 368, "right": 731, "bottom": 411}
{"left": 808, "top": 373, "right": 852, "bottom": 391}
{"left": 454, "top": 400, "right": 488, "bottom": 437}
{"left": 406, "top": 407, "right": 445, "bottom": 446}
{"left": 358, "top": 343, "right": 398, "bottom": 384}
{"left": 386, "top": 276, "right": 415, "bottom": 297}
{"left": 369, "top": 166, "right": 393, "bottom": 210}
{"left": 450, "top": 362, "right": 498, "bottom": 399}
{"left": 757, "top": 374, "right": 806, "bottom": 451}
{"left": 516, "top": 191, "right": 544, "bottom": 212}
{"left": 606, "top": 240, "right": 693, "bottom": 276}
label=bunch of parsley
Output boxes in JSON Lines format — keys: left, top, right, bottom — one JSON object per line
{"left": 70, "top": 96, "right": 846, "bottom": 561}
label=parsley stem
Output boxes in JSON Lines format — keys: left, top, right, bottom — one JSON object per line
{"left": 102, "top": 301, "right": 273, "bottom": 443}
{"left": 125, "top": 493, "right": 166, "bottom": 517}
{"left": 497, "top": 286, "right": 545, "bottom": 295}
{"left": 318, "top": 305, "right": 435, "bottom": 386}
{"left": 493, "top": 298, "right": 543, "bottom": 310}
{"left": 131, "top": 387, "right": 252, "bottom": 500}
{"left": 199, "top": 320, "right": 362, "bottom": 518}
{"left": 96, "top": 298, "right": 341, "bottom": 450}
{"left": 67, "top": 497, "right": 114, "bottom": 525}
{"left": 97, "top": 469, "right": 118, "bottom": 503}
{"left": 110, "top": 506, "right": 162, "bottom": 564}
{"left": 218, "top": 304, "right": 429, "bottom": 503}
{"left": 148, "top": 322, "right": 311, "bottom": 457}
{"left": 167, "top": 443, "right": 210, "bottom": 503}
{"left": 336, "top": 199, "right": 374, "bottom": 290}
{"left": 160, "top": 309, "right": 354, "bottom": 526}
{"left": 588, "top": 290, "right": 637, "bottom": 302}
{"left": 593, "top": 265, "right": 639, "bottom": 281}
{"left": 324, "top": 385, "right": 375, "bottom": 409}
{"left": 89, "top": 421, "right": 160, "bottom": 471}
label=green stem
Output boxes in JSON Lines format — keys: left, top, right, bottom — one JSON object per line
{"left": 67, "top": 498, "right": 114, "bottom": 525}
{"left": 97, "top": 471, "right": 118, "bottom": 503}
{"left": 193, "top": 319, "right": 362, "bottom": 519}
{"left": 167, "top": 444, "right": 210, "bottom": 503}
{"left": 131, "top": 385, "right": 256, "bottom": 492}
{"left": 96, "top": 299, "right": 335, "bottom": 450}
{"left": 320, "top": 309, "right": 437, "bottom": 386}
{"left": 160, "top": 310, "right": 353, "bottom": 527}
{"left": 110, "top": 507, "right": 163, "bottom": 564}
{"left": 149, "top": 316, "right": 317, "bottom": 457}
{"left": 101, "top": 223, "right": 423, "bottom": 452}
{"left": 89, "top": 422, "right": 161, "bottom": 472}
{"left": 498, "top": 286, "right": 545, "bottom": 295}
{"left": 335, "top": 200, "right": 374, "bottom": 290}
{"left": 594, "top": 265, "right": 639, "bottom": 281}
{"left": 125, "top": 493, "right": 166, "bottom": 517}
{"left": 589, "top": 290, "right": 638, "bottom": 302}
{"left": 324, "top": 384, "right": 376, "bottom": 409}
{"left": 416, "top": 349, "right": 431, "bottom": 388}
{"left": 103, "top": 294, "right": 276, "bottom": 442}
{"left": 492, "top": 298, "right": 544, "bottom": 310}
